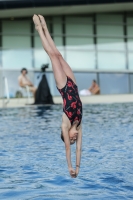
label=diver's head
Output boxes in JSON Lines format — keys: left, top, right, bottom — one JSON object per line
{"left": 61, "top": 124, "right": 78, "bottom": 145}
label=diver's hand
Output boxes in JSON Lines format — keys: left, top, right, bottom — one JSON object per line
{"left": 69, "top": 167, "right": 76, "bottom": 178}
{"left": 75, "top": 167, "right": 79, "bottom": 177}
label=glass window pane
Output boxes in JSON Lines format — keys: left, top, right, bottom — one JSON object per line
{"left": 2, "top": 20, "right": 31, "bottom": 48}
{"left": 2, "top": 20, "right": 32, "bottom": 69}
{"left": 66, "top": 50, "right": 95, "bottom": 70}
{"left": 66, "top": 37, "right": 93, "bottom": 49}
{"left": 34, "top": 49, "right": 50, "bottom": 69}
{"left": 3, "top": 36, "right": 31, "bottom": 49}
{"left": 97, "top": 38, "right": 125, "bottom": 51}
{"left": 74, "top": 73, "right": 97, "bottom": 91}
{"left": 54, "top": 37, "right": 63, "bottom": 46}
{"left": 128, "top": 52, "right": 133, "bottom": 70}
{"left": 127, "top": 25, "right": 133, "bottom": 36}
{"left": 66, "top": 16, "right": 94, "bottom": 49}
{"left": 97, "top": 14, "right": 123, "bottom": 24}
{"left": 97, "top": 25, "right": 123, "bottom": 37}
{"left": 2, "top": 49, "right": 32, "bottom": 69}
{"left": 34, "top": 35, "right": 43, "bottom": 48}
{"left": 98, "top": 52, "right": 126, "bottom": 70}
{"left": 130, "top": 74, "right": 133, "bottom": 93}
{"left": 0, "top": 70, "right": 2, "bottom": 98}
{"left": 0, "top": 50, "right": 2, "bottom": 68}
{"left": 53, "top": 17, "right": 62, "bottom": 35}
{"left": 127, "top": 37, "right": 133, "bottom": 51}
{"left": 53, "top": 17, "right": 63, "bottom": 47}
{"left": 97, "top": 14, "right": 124, "bottom": 51}
{"left": 65, "top": 16, "right": 94, "bottom": 70}
{"left": 34, "top": 36, "right": 50, "bottom": 69}
{"left": 66, "top": 17, "right": 93, "bottom": 36}
{"left": 127, "top": 16, "right": 133, "bottom": 51}
{"left": 99, "top": 73, "right": 129, "bottom": 94}
{"left": 2, "top": 20, "right": 30, "bottom": 34}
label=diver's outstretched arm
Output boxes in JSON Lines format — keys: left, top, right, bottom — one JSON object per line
{"left": 62, "top": 124, "right": 76, "bottom": 178}
{"left": 75, "top": 126, "right": 82, "bottom": 177}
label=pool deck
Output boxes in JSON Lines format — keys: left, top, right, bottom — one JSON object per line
{"left": 0, "top": 94, "right": 133, "bottom": 108}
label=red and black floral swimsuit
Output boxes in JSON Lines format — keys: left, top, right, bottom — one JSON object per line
{"left": 57, "top": 76, "right": 82, "bottom": 127}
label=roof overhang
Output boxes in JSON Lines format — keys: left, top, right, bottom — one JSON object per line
{"left": 0, "top": 2, "right": 133, "bottom": 18}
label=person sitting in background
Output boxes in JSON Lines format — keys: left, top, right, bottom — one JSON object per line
{"left": 79, "top": 80, "right": 100, "bottom": 96}
{"left": 18, "top": 68, "right": 36, "bottom": 100}
{"left": 89, "top": 80, "right": 100, "bottom": 95}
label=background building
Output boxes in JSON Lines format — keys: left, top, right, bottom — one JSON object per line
{"left": 0, "top": 0, "right": 133, "bottom": 97}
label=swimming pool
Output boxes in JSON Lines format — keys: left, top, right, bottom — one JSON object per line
{"left": 0, "top": 103, "right": 133, "bottom": 200}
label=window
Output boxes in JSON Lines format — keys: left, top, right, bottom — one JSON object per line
{"left": 127, "top": 16, "right": 133, "bottom": 51}
{"left": 99, "top": 73, "right": 129, "bottom": 94}
{"left": 53, "top": 17, "right": 63, "bottom": 47}
{"left": 127, "top": 16, "right": 133, "bottom": 70}
{"left": 53, "top": 17, "right": 65, "bottom": 60}
{"left": 97, "top": 14, "right": 125, "bottom": 70}
{"left": 130, "top": 74, "right": 133, "bottom": 93}
{"left": 2, "top": 20, "right": 32, "bottom": 69}
{"left": 65, "top": 17, "right": 95, "bottom": 70}
{"left": 34, "top": 38, "right": 50, "bottom": 69}
{"left": 98, "top": 52, "right": 126, "bottom": 70}
{"left": 74, "top": 72, "right": 97, "bottom": 91}
{"left": 128, "top": 53, "right": 133, "bottom": 70}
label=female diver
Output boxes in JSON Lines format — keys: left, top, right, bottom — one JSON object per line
{"left": 33, "top": 15, "right": 82, "bottom": 178}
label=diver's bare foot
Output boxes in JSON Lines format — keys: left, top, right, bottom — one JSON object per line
{"left": 38, "top": 15, "right": 47, "bottom": 32}
{"left": 33, "top": 14, "right": 42, "bottom": 32}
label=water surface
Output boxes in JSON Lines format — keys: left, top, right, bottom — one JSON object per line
{"left": 0, "top": 103, "right": 133, "bottom": 200}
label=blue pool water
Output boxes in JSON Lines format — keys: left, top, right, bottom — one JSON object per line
{"left": 0, "top": 103, "right": 133, "bottom": 200}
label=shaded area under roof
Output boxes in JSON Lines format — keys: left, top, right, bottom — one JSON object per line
{"left": 1, "top": 0, "right": 133, "bottom": 10}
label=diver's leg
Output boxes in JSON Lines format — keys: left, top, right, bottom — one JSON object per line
{"left": 33, "top": 15, "right": 66, "bottom": 89}
{"left": 38, "top": 15, "right": 76, "bottom": 84}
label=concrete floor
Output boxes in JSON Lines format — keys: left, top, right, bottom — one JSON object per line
{"left": 0, "top": 94, "right": 133, "bottom": 108}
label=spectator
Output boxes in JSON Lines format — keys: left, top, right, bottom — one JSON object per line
{"left": 79, "top": 80, "right": 100, "bottom": 96}
{"left": 18, "top": 68, "right": 36, "bottom": 100}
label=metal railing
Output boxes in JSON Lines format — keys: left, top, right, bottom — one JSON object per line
{"left": 3, "top": 76, "right": 10, "bottom": 107}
